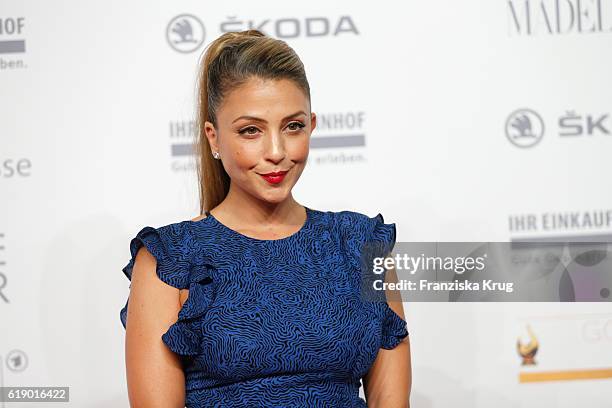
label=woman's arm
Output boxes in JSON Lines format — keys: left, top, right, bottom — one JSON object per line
{"left": 124, "top": 246, "right": 186, "bottom": 408}
{"left": 363, "top": 264, "right": 412, "bottom": 408}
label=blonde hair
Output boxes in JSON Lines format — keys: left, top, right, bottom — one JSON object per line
{"left": 194, "top": 29, "right": 311, "bottom": 214}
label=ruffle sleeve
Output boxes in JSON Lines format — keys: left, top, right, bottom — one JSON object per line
{"left": 380, "top": 302, "right": 409, "bottom": 349}
{"left": 337, "top": 211, "right": 409, "bottom": 349}
{"left": 119, "top": 222, "right": 216, "bottom": 357}
{"left": 338, "top": 212, "right": 396, "bottom": 274}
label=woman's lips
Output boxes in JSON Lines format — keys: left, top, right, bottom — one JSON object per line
{"left": 259, "top": 170, "right": 288, "bottom": 184}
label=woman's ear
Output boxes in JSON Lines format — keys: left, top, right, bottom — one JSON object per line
{"left": 204, "top": 120, "right": 219, "bottom": 152}
{"left": 310, "top": 112, "right": 317, "bottom": 133}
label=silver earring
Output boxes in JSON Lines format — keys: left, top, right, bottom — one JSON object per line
{"left": 212, "top": 151, "right": 220, "bottom": 159}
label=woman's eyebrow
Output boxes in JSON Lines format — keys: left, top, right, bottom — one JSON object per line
{"left": 232, "top": 110, "right": 307, "bottom": 124}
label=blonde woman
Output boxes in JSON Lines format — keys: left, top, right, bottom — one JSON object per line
{"left": 120, "top": 29, "right": 411, "bottom": 407}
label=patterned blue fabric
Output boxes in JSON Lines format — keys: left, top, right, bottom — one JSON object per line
{"left": 119, "top": 207, "right": 409, "bottom": 407}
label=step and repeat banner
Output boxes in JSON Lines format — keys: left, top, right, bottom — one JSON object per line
{"left": 1, "top": 0, "right": 611, "bottom": 407}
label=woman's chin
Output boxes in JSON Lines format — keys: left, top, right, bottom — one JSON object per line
{"left": 256, "top": 188, "right": 292, "bottom": 204}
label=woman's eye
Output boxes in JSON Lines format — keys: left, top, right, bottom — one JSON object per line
{"left": 287, "top": 122, "right": 305, "bottom": 132}
{"left": 239, "top": 126, "right": 260, "bottom": 136}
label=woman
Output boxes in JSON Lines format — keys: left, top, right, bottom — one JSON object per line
{"left": 120, "top": 29, "right": 411, "bottom": 407}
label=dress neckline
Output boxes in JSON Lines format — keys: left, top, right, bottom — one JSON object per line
{"left": 204, "top": 206, "right": 312, "bottom": 243}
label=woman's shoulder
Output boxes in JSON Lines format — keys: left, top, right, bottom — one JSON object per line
{"left": 321, "top": 208, "right": 394, "bottom": 237}
{"left": 130, "top": 218, "right": 194, "bottom": 250}
{"left": 189, "top": 213, "right": 208, "bottom": 223}
{"left": 329, "top": 208, "right": 377, "bottom": 223}
{"left": 133, "top": 212, "right": 212, "bottom": 242}
{"left": 324, "top": 208, "right": 397, "bottom": 253}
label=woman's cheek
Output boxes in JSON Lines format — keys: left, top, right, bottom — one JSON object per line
{"left": 233, "top": 145, "right": 260, "bottom": 169}
{"left": 290, "top": 139, "right": 310, "bottom": 161}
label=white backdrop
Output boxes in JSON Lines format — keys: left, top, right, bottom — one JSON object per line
{"left": 1, "top": 0, "right": 611, "bottom": 407}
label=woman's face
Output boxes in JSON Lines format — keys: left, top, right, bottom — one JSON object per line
{"left": 205, "top": 77, "right": 316, "bottom": 205}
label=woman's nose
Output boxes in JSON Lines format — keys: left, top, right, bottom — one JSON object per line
{"left": 264, "top": 132, "right": 286, "bottom": 163}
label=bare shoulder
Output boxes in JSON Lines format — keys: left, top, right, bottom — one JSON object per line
{"left": 190, "top": 214, "right": 208, "bottom": 222}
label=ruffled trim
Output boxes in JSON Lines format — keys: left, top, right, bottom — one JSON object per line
{"left": 119, "top": 224, "right": 216, "bottom": 357}
{"left": 161, "top": 262, "right": 217, "bottom": 356}
{"left": 340, "top": 212, "right": 397, "bottom": 274}
{"left": 380, "top": 302, "right": 409, "bottom": 350}
{"left": 122, "top": 225, "right": 192, "bottom": 288}
{"left": 338, "top": 212, "right": 397, "bottom": 305}
{"left": 119, "top": 225, "right": 191, "bottom": 330}
{"left": 369, "top": 213, "right": 396, "bottom": 258}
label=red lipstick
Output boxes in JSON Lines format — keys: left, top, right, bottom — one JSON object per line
{"left": 259, "top": 170, "right": 288, "bottom": 184}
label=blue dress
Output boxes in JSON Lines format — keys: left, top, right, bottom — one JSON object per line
{"left": 119, "top": 207, "right": 408, "bottom": 407}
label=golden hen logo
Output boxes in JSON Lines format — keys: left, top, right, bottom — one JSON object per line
{"left": 517, "top": 325, "right": 539, "bottom": 365}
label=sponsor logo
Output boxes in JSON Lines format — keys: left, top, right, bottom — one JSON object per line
{"left": 165, "top": 14, "right": 360, "bottom": 52}
{"left": 517, "top": 325, "right": 539, "bottom": 365}
{"left": 166, "top": 14, "right": 206, "bottom": 53}
{"left": 506, "top": 109, "right": 611, "bottom": 147}
{"left": 508, "top": 0, "right": 612, "bottom": 36}
{"left": 5, "top": 349, "right": 28, "bottom": 372}
{"left": 505, "top": 108, "right": 545, "bottom": 148}
{"left": 220, "top": 15, "right": 359, "bottom": 38}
